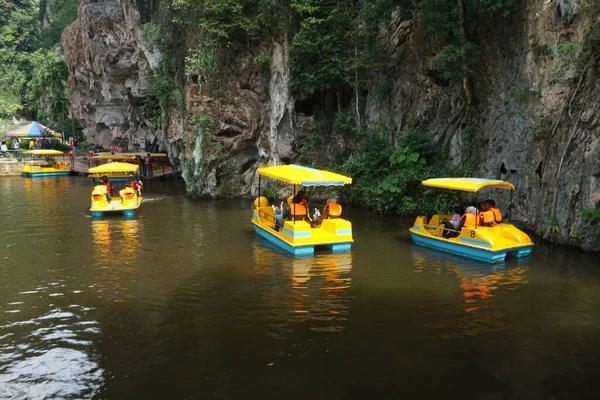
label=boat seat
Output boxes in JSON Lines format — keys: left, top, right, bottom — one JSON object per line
{"left": 325, "top": 203, "right": 342, "bottom": 218}
{"left": 254, "top": 196, "right": 269, "bottom": 208}
{"left": 289, "top": 203, "right": 307, "bottom": 220}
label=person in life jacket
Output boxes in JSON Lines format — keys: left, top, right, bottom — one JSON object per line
{"left": 129, "top": 175, "right": 143, "bottom": 196}
{"left": 278, "top": 189, "right": 309, "bottom": 229}
{"left": 99, "top": 175, "right": 113, "bottom": 202}
{"left": 310, "top": 198, "right": 342, "bottom": 228}
{"left": 478, "top": 202, "right": 496, "bottom": 227}
{"left": 485, "top": 199, "right": 502, "bottom": 223}
{"left": 443, "top": 206, "right": 478, "bottom": 238}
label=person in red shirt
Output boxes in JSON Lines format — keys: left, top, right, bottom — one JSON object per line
{"left": 145, "top": 153, "right": 153, "bottom": 177}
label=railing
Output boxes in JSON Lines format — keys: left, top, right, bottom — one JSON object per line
{"left": 259, "top": 208, "right": 278, "bottom": 224}
{"left": 0, "top": 150, "right": 24, "bottom": 161}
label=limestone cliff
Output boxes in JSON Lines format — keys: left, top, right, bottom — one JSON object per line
{"left": 62, "top": 0, "right": 599, "bottom": 251}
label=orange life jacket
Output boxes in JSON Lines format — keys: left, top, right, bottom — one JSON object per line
{"left": 100, "top": 180, "right": 113, "bottom": 195}
{"left": 478, "top": 210, "right": 495, "bottom": 225}
{"left": 461, "top": 213, "right": 478, "bottom": 228}
{"left": 490, "top": 207, "right": 502, "bottom": 223}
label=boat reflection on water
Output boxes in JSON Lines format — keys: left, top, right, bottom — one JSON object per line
{"left": 91, "top": 218, "right": 143, "bottom": 302}
{"left": 253, "top": 238, "right": 353, "bottom": 334}
{"left": 412, "top": 246, "right": 529, "bottom": 337}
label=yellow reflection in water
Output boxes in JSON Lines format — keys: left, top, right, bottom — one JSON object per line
{"left": 253, "top": 241, "right": 353, "bottom": 333}
{"left": 91, "top": 218, "right": 143, "bottom": 302}
{"left": 412, "top": 247, "right": 530, "bottom": 337}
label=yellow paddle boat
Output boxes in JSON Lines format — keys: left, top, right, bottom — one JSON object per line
{"left": 252, "top": 164, "right": 353, "bottom": 256}
{"left": 410, "top": 178, "right": 533, "bottom": 263}
{"left": 89, "top": 162, "right": 142, "bottom": 217}
{"left": 21, "top": 150, "right": 70, "bottom": 177}
{"left": 89, "top": 153, "right": 171, "bottom": 181}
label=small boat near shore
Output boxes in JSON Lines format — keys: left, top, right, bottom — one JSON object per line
{"left": 21, "top": 150, "right": 70, "bottom": 177}
{"left": 252, "top": 164, "right": 353, "bottom": 256}
{"left": 409, "top": 178, "right": 534, "bottom": 263}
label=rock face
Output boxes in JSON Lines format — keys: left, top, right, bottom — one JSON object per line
{"left": 62, "top": 0, "right": 158, "bottom": 149}
{"left": 62, "top": 0, "right": 599, "bottom": 251}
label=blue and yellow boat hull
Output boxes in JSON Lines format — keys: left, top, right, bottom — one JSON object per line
{"left": 22, "top": 164, "right": 70, "bottom": 178}
{"left": 410, "top": 215, "right": 533, "bottom": 263}
{"left": 252, "top": 206, "right": 353, "bottom": 256}
{"left": 90, "top": 186, "right": 142, "bottom": 217}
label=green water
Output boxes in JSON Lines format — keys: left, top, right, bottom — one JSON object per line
{"left": 0, "top": 176, "right": 599, "bottom": 399}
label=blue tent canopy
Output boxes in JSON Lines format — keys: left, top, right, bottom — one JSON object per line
{"left": 6, "top": 122, "right": 62, "bottom": 138}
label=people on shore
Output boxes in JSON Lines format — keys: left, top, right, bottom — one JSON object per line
{"left": 29, "top": 139, "right": 35, "bottom": 150}
{"left": 34, "top": 140, "right": 41, "bottom": 150}
{"left": 12, "top": 138, "right": 19, "bottom": 150}
{"left": 146, "top": 153, "right": 153, "bottom": 178}
{"left": 138, "top": 156, "right": 145, "bottom": 177}
{"left": 0, "top": 140, "right": 7, "bottom": 154}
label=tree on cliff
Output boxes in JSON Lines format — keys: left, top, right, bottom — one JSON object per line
{"left": 0, "top": 0, "right": 39, "bottom": 117}
{"left": 419, "top": 0, "right": 518, "bottom": 106}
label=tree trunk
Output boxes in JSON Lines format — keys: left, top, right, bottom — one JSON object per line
{"left": 355, "top": 44, "right": 362, "bottom": 131}
{"left": 457, "top": 0, "right": 476, "bottom": 106}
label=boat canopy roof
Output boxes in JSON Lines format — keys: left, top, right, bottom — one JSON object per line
{"left": 24, "top": 149, "right": 64, "bottom": 155}
{"left": 95, "top": 152, "right": 168, "bottom": 157}
{"left": 258, "top": 164, "right": 352, "bottom": 186}
{"left": 88, "top": 162, "right": 140, "bottom": 174}
{"left": 422, "top": 178, "right": 515, "bottom": 192}
{"left": 92, "top": 154, "right": 135, "bottom": 160}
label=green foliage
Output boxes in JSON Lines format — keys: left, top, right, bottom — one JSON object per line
{"left": 533, "top": 44, "right": 552, "bottom": 63}
{"left": 0, "top": 0, "right": 39, "bottom": 116}
{"left": 334, "top": 112, "right": 359, "bottom": 136}
{"left": 252, "top": 50, "right": 269, "bottom": 66}
{"left": 289, "top": 6, "right": 353, "bottom": 96}
{"left": 419, "top": 0, "right": 517, "bottom": 86}
{"left": 195, "top": 113, "right": 215, "bottom": 135}
{"left": 429, "top": 41, "right": 480, "bottom": 82}
{"left": 0, "top": 0, "right": 79, "bottom": 143}
{"left": 39, "top": 0, "right": 78, "bottom": 49}
{"left": 339, "top": 129, "right": 439, "bottom": 214}
{"left": 581, "top": 208, "right": 600, "bottom": 236}
{"left": 556, "top": 40, "right": 580, "bottom": 60}
{"left": 525, "top": 118, "right": 553, "bottom": 140}
{"left": 141, "top": 68, "right": 179, "bottom": 128}
{"left": 510, "top": 87, "right": 539, "bottom": 100}
{"left": 546, "top": 216, "right": 560, "bottom": 234}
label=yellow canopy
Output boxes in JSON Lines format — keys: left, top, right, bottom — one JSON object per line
{"left": 88, "top": 162, "right": 140, "bottom": 174}
{"left": 24, "top": 150, "right": 64, "bottom": 155}
{"left": 422, "top": 178, "right": 515, "bottom": 192}
{"left": 258, "top": 164, "right": 352, "bottom": 186}
{"left": 92, "top": 155, "right": 135, "bottom": 160}
{"left": 95, "top": 152, "right": 168, "bottom": 157}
